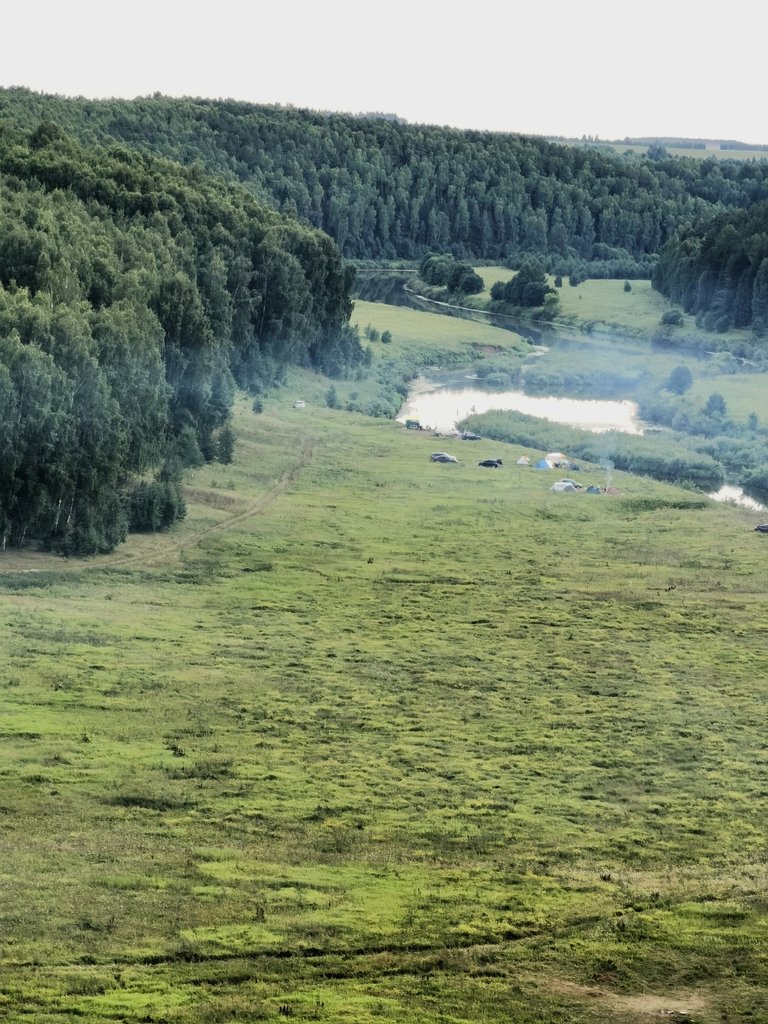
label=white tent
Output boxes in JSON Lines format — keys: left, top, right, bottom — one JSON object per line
{"left": 516, "top": 456, "right": 530, "bottom": 465}
{"left": 546, "top": 452, "right": 568, "bottom": 462}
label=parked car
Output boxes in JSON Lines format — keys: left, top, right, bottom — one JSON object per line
{"left": 431, "top": 453, "right": 458, "bottom": 463}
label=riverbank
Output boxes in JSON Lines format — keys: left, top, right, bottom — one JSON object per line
{"left": 352, "top": 296, "right": 768, "bottom": 504}
{"left": 354, "top": 264, "right": 765, "bottom": 357}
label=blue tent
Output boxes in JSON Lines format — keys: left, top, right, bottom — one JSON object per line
{"left": 534, "top": 458, "right": 553, "bottom": 469}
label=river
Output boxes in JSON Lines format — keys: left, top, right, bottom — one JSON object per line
{"left": 388, "top": 280, "right": 766, "bottom": 512}
{"left": 707, "top": 485, "right": 766, "bottom": 513}
{"left": 397, "top": 370, "right": 645, "bottom": 434}
{"left": 397, "top": 370, "right": 766, "bottom": 513}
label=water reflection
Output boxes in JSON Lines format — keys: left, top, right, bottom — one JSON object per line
{"left": 708, "top": 485, "right": 766, "bottom": 512}
{"left": 398, "top": 373, "right": 644, "bottom": 435}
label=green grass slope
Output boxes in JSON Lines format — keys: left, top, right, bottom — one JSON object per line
{"left": 2, "top": 372, "right": 768, "bottom": 1023}
{"left": 472, "top": 267, "right": 683, "bottom": 337}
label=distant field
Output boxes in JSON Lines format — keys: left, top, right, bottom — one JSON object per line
{"left": 475, "top": 267, "right": 680, "bottom": 335}
{"left": 472, "top": 267, "right": 764, "bottom": 355}
{"left": 473, "top": 265, "right": 513, "bottom": 297}
{"left": 549, "top": 139, "right": 768, "bottom": 162}
{"left": 687, "top": 371, "right": 767, "bottom": 420}
{"left": 3, "top": 303, "right": 768, "bottom": 1021}
{"left": 351, "top": 298, "right": 527, "bottom": 358}
{"left": 612, "top": 144, "right": 768, "bottom": 161}
{"left": 550, "top": 277, "right": 677, "bottom": 332}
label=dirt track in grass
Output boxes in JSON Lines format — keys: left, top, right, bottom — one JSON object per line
{"left": 0, "top": 435, "right": 315, "bottom": 575}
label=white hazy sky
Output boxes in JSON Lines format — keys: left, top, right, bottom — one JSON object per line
{"left": 3, "top": 0, "right": 765, "bottom": 144}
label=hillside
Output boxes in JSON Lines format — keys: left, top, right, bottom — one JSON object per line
{"left": 653, "top": 202, "right": 768, "bottom": 333}
{"left": 4, "top": 89, "right": 768, "bottom": 266}
{"left": 3, "top": 85, "right": 768, "bottom": 1024}
{"left": 2, "top": 365, "right": 768, "bottom": 1022}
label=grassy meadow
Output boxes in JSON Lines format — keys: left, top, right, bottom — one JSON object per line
{"left": 3, "top": 306, "right": 768, "bottom": 1023}
{"left": 351, "top": 300, "right": 528, "bottom": 361}
{"left": 545, "top": 279, "right": 676, "bottom": 335}
{"left": 472, "top": 268, "right": 684, "bottom": 337}
{"left": 355, "top": 299, "right": 766, "bottom": 434}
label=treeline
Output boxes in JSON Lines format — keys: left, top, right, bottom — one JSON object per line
{"left": 652, "top": 201, "right": 768, "bottom": 333}
{"left": 0, "top": 124, "right": 357, "bottom": 553}
{"left": 3, "top": 89, "right": 768, "bottom": 267}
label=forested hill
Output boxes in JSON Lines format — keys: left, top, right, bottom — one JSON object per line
{"left": 3, "top": 89, "right": 768, "bottom": 266}
{"left": 653, "top": 201, "right": 768, "bottom": 333}
{"left": 0, "top": 122, "right": 357, "bottom": 555}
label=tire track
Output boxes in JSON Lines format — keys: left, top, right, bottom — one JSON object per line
{"left": 109, "top": 434, "right": 315, "bottom": 568}
{"left": 0, "top": 436, "right": 315, "bottom": 575}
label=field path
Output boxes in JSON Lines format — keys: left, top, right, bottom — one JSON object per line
{"left": 0, "top": 434, "right": 314, "bottom": 575}
{"left": 402, "top": 281, "right": 584, "bottom": 337}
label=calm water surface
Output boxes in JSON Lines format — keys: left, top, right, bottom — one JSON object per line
{"left": 398, "top": 371, "right": 644, "bottom": 434}
{"left": 708, "top": 485, "right": 766, "bottom": 512}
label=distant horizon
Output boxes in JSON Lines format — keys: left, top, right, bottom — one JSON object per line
{"left": 4, "top": 84, "right": 768, "bottom": 151}
{"left": 4, "top": 0, "right": 766, "bottom": 148}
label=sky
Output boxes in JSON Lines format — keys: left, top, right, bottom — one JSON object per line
{"left": 3, "top": 0, "right": 766, "bottom": 145}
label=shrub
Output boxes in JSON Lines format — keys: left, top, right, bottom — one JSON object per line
{"left": 493, "top": 259, "right": 554, "bottom": 307}
{"left": 541, "top": 293, "right": 560, "bottom": 319}
{"left": 666, "top": 365, "right": 694, "bottom": 394}
{"left": 742, "top": 465, "right": 768, "bottom": 502}
{"left": 420, "top": 254, "right": 484, "bottom": 294}
{"left": 127, "top": 477, "right": 186, "bottom": 532}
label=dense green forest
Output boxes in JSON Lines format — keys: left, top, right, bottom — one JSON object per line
{"left": 652, "top": 201, "right": 768, "bottom": 332}
{"left": 0, "top": 122, "right": 357, "bottom": 554}
{"left": 3, "top": 89, "right": 768, "bottom": 270}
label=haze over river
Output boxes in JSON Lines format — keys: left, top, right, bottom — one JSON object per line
{"left": 397, "top": 370, "right": 645, "bottom": 434}
{"left": 397, "top": 370, "right": 766, "bottom": 512}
